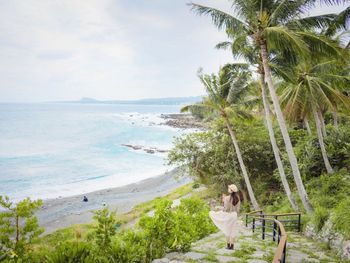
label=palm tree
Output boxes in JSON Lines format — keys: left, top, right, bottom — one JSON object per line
{"left": 279, "top": 59, "right": 350, "bottom": 174}
{"left": 182, "top": 66, "right": 260, "bottom": 210}
{"left": 216, "top": 35, "right": 299, "bottom": 211}
{"left": 189, "top": 0, "right": 348, "bottom": 213}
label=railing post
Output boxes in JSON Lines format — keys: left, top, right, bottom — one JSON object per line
{"left": 262, "top": 215, "right": 265, "bottom": 240}
{"left": 246, "top": 214, "right": 248, "bottom": 227}
{"left": 282, "top": 241, "right": 287, "bottom": 263}
{"left": 252, "top": 218, "right": 255, "bottom": 233}
{"left": 273, "top": 217, "right": 277, "bottom": 242}
{"left": 298, "top": 213, "right": 301, "bottom": 232}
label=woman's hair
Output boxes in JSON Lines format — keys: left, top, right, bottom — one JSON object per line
{"left": 230, "top": 192, "right": 240, "bottom": 206}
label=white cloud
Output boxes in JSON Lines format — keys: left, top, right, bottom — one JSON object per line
{"left": 0, "top": 0, "right": 348, "bottom": 102}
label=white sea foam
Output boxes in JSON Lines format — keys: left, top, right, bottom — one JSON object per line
{"left": 0, "top": 103, "right": 184, "bottom": 201}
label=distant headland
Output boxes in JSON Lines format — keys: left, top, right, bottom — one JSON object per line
{"left": 59, "top": 96, "right": 203, "bottom": 105}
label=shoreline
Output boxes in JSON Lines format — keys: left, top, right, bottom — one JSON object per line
{"left": 36, "top": 168, "right": 191, "bottom": 233}
{"left": 15, "top": 112, "right": 201, "bottom": 233}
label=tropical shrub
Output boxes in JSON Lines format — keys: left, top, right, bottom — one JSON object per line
{"left": 308, "top": 171, "right": 350, "bottom": 209}
{"left": 170, "top": 197, "right": 216, "bottom": 251}
{"left": 89, "top": 207, "right": 118, "bottom": 251}
{"left": 312, "top": 206, "right": 329, "bottom": 232}
{"left": 169, "top": 119, "right": 281, "bottom": 205}
{"left": 291, "top": 125, "right": 350, "bottom": 178}
{"left": 333, "top": 198, "right": 350, "bottom": 239}
{"left": 138, "top": 199, "right": 174, "bottom": 259}
{"left": 45, "top": 241, "right": 97, "bottom": 263}
{"left": 0, "top": 196, "right": 43, "bottom": 261}
{"left": 109, "top": 230, "right": 148, "bottom": 262}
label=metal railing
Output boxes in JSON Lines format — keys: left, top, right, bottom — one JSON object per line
{"left": 245, "top": 210, "right": 302, "bottom": 263}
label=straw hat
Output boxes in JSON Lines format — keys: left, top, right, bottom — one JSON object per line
{"left": 228, "top": 184, "right": 238, "bottom": 193}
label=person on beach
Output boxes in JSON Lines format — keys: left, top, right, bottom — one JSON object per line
{"left": 209, "top": 184, "right": 241, "bottom": 250}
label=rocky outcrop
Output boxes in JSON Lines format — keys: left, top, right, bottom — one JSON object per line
{"left": 121, "top": 144, "right": 168, "bottom": 154}
{"left": 161, "top": 114, "right": 207, "bottom": 129}
{"left": 305, "top": 217, "right": 350, "bottom": 260}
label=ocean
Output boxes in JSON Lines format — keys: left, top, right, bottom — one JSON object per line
{"left": 0, "top": 103, "right": 185, "bottom": 202}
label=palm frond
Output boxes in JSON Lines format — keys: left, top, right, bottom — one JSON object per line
{"left": 188, "top": 3, "right": 249, "bottom": 32}
{"left": 265, "top": 26, "right": 308, "bottom": 58}
{"left": 215, "top": 41, "right": 232, "bottom": 50}
{"left": 269, "top": 0, "right": 307, "bottom": 25}
{"left": 298, "top": 31, "right": 343, "bottom": 58}
{"left": 287, "top": 14, "right": 337, "bottom": 30}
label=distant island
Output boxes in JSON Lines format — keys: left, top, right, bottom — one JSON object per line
{"left": 60, "top": 96, "right": 203, "bottom": 105}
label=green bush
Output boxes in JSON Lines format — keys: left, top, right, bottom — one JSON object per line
{"left": 109, "top": 230, "right": 148, "bottom": 262}
{"left": 138, "top": 199, "right": 174, "bottom": 259}
{"left": 45, "top": 241, "right": 97, "bottom": 263}
{"left": 291, "top": 124, "right": 350, "bottom": 178}
{"left": 170, "top": 197, "right": 216, "bottom": 251}
{"left": 308, "top": 171, "right": 350, "bottom": 209}
{"left": 168, "top": 119, "right": 278, "bottom": 205}
{"left": 89, "top": 207, "right": 118, "bottom": 251}
{"left": 0, "top": 195, "right": 218, "bottom": 263}
{"left": 0, "top": 196, "right": 43, "bottom": 261}
{"left": 333, "top": 198, "right": 350, "bottom": 239}
{"left": 312, "top": 206, "right": 330, "bottom": 232}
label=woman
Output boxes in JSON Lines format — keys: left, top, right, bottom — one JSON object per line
{"left": 209, "top": 184, "right": 240, "bottom": 250}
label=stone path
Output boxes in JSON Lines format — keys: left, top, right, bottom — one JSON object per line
{"left": 153, "top": 220, "right": 347, "bottom": 263}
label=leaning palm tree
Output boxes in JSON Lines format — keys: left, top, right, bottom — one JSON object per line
{"left": 182, "top": 66, "right": 260, "bottom": 210}
{"left": 216, "top": 34, "right": 299, "bottom": 211}
{"left": 189, "top": 0, "right": 349, "bottom": 213}
{"left": 279, "top": 59, "right": 350, "bottom": 174}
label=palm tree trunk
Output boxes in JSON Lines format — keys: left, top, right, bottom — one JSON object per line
{"left": 224, "top": 117, "right": 260, "bottom": 210}
{"left": 332, "top": 110, "right": 338, "bottom": 129}
{"left": 303, "top": 117, "right": 311, "bottom": 135}
{"left": 260, "top": 76, "right": 299, "bottom": 211}
{"left": 313, "top": 107, "right": 334, "bottom": 174}
{"left": 259, "top": 42, "right": 313, "bottom": 214}
{"left": 318, "top": 111, "right": 327, "bottom": 138}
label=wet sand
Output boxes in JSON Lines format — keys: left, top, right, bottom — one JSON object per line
{"left": 36, "top": 168, "right": 191, "bottom": 233}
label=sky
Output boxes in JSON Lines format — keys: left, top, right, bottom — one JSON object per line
{"left": 0, "top": 0, "right": 348, "bottom": 103}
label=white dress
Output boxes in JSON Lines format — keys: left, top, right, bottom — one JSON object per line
{"left": 209, "top": 195, "right": 240, "bottom": 238}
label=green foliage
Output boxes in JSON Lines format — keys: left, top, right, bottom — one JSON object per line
{"left": 300, "top": 171, "right": 350, "bottom": 234}
{"left": 168, "top": 119, "right": 280, "bottom": 205}
{"left": 0, "top": 186, "right": 215, "bottom": 262}
{"left": 170, "top": 197, "right": 216, "bottom": 251}
{"left": 90, "top": 207, "right": 118, "bottom": 250}
{"left": 168, "top": 129, "right": 239, "bottom": 191}
{"left": 0, "top": 195, "right": 43, "bottom": 260}
{"left": 333, "top": 198, "right": 350, "bottom": 239}
{"left": 291, "top": 124, "right": 350, "bottom": 178}
{"left": 138, "top": 199, "right": 174, "bottom": 259}
{"left": 312, "top": 206, "right": 330, "bottom": 232}
{"left": 46, "top": 241, "right": 97, "bottom": 263}
{"left": 308, "top": 171, "right": 350, "bottom": 209}
{"left": 109, "top": 230, "right": 148, "bottom": 263}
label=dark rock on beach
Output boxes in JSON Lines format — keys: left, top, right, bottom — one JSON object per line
{"left": 121, "top": 144, "right": 168, "bottom": 154}
{"left": 160, "top": 114, "right": 206, "bottom": 129}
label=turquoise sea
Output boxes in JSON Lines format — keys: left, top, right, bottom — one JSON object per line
{"left": 0, "top": 103, "right": 184, "bottom": 201}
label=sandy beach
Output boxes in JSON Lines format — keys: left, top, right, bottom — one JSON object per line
{"left": 36, "top": 168, "right": 191, "bottom": 233}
